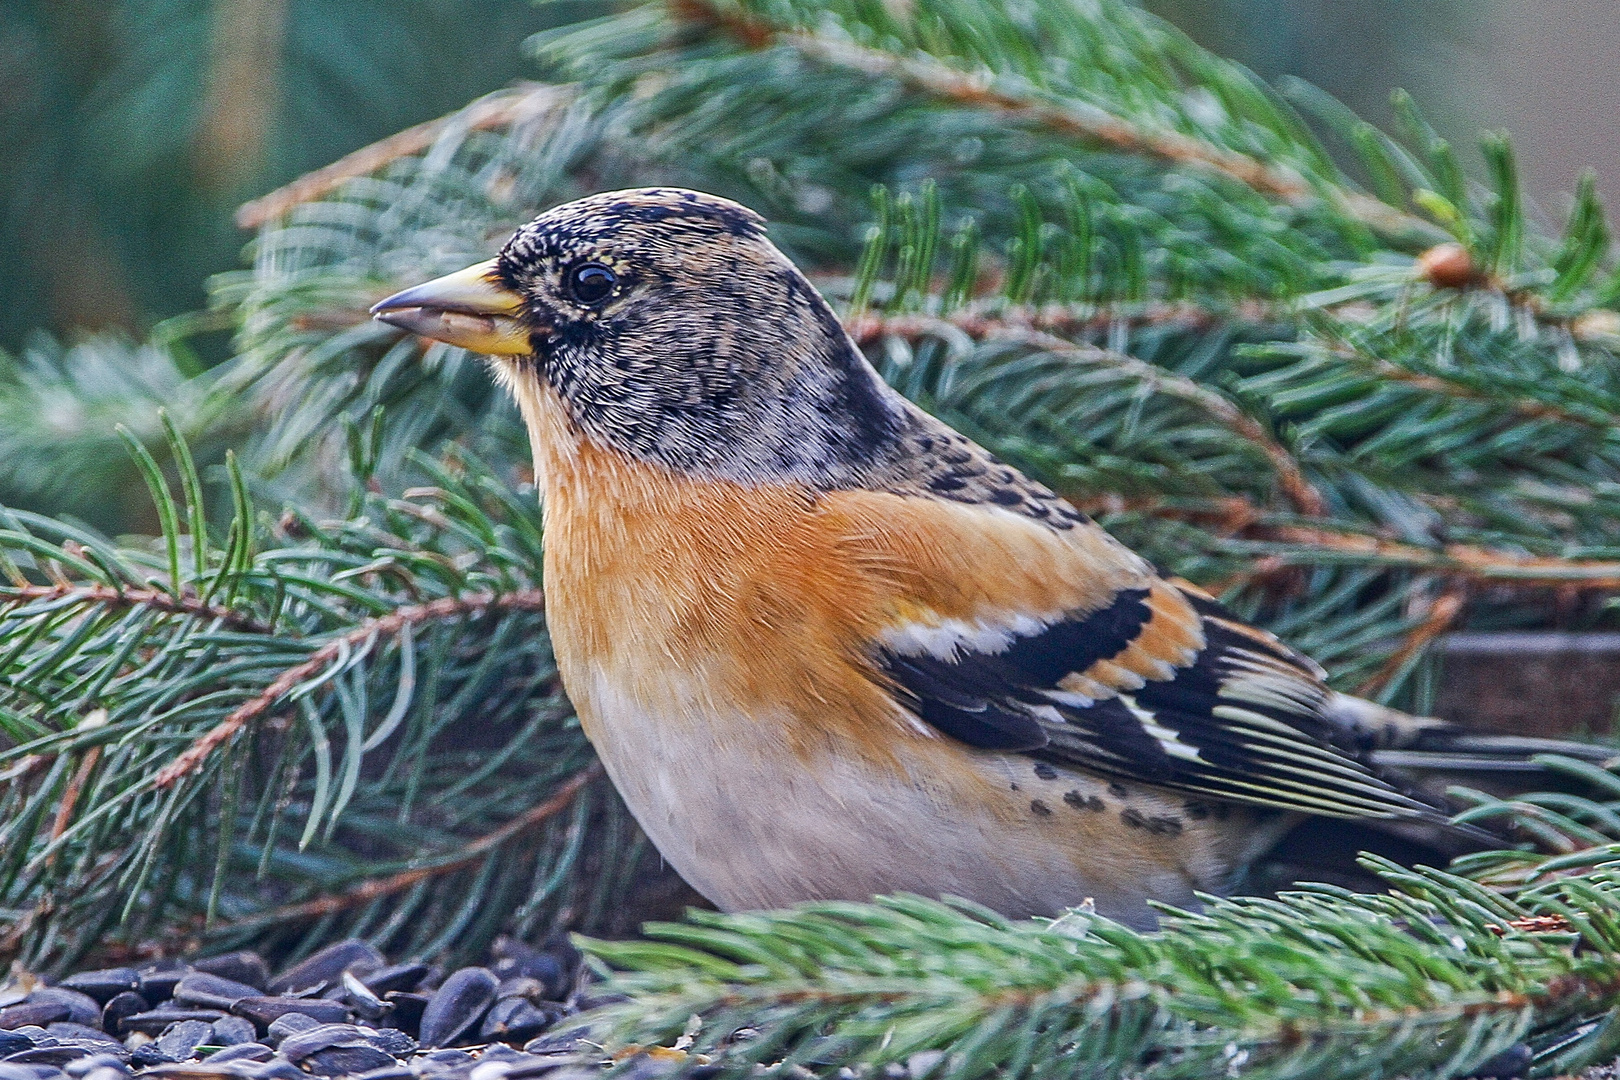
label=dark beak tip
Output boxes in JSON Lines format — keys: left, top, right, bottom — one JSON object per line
{"left": 369, "top": 292, "right": 410, "bottom": 316}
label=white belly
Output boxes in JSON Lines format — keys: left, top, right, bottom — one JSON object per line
{"left": 573, "top": 667, "right": 1285, "bottom": 928}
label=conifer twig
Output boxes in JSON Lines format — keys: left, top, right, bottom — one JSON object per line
{"left": 46, "top": 747, "right": 103, "bottom": 868}
{"left": 671, "top": 0, "right": 1434, "bottom": 238}
{"left": 812, "top": 288, "right": 1293, "bottom": 334}
{"left": 1272, "top": 525, "right": 1620, "bottom": 588}
{"left": 1, "top": 583, "right": 272, "bottom": 635}
{"left": 1327, "top": 343, "right": 1615, "bottom": 428}
{"left": 852, "top": 312, "right": 1327, "bottom": 516}
{"left": 224, "top": 762, "right": 602, "bottom": 928}
{"left": 153, "top": 589, "right": 547, "bottom": 789}
{"left": 1354, "top": 586, "right": 1466, "bottom": 695}
{"left": 235, "top": 83, "right": 572, "bottom": 228}
{"left": 1072, "top": 496, "right": 1620, "bottom": 589}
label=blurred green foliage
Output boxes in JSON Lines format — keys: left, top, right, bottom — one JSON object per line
{"left": 1, "top": 0, "right": 1489, "bottom": 355}
{"left": 0, "top": 0, "right": 598, "bottom": 350}
{"left": 1144, "top": 0, "right": 1484, "bottom": 133}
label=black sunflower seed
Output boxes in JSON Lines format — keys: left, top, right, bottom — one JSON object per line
{"left": 417, "top": 968, "right": 497, "bottom": 1049}
{"left": 58, "top": 972, "right": 139, "bottom": 1007}
{"left": 174, "top": 975, "right": 261, "bottom": 1012}
{"left": 191, "top": 954, "right": 268, "bottom": 993}
{"left": 269, "top": 942, "right": 384, "bottom": 996}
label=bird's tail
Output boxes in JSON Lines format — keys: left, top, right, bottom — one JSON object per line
{"left": 1245, "top": 694, "right": 1619, "bottom": 897}
{"left": 1323, "top": 691, "right": 1620, "bottom": 802}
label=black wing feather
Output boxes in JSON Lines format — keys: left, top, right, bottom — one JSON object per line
{"left": 875, "top": 585, "right": 1436, "bottom": 820}
{"left": 875, "top": 588, "right": 1152, "bottom": 752}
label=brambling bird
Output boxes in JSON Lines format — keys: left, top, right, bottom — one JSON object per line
{"left": 374, "top": 188, "right": 1608, "bottom": 928}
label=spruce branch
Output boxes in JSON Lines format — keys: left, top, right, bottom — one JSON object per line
{"left": 154, "top": 588, "right": 549, "bottom": 790}
{"left": 0, "top": 438, "right": 654, "bottom": 970}
{"left": 1266, "top": 525, "right": 1620, "bottom": 588}
{"left": 1, "top": 583, "right": 271, "bottom": 636}
{"left": 576, "top": 867, "right": 1620, "bottom": 1079}
{"left": 222, "top": 761, "right": 603, "bottom": 928}
{"left": 851, "top": 311, "right": 1326, "bottom": 516}
{"left": 1074, "top": 498, "right": 1620, "bottom": 590}
{"left": 235, "top": 83, "right": 576, "bottom": 229}
{"left": 1323, "top": 340, "right": 1617, "bottom": 430}
{"left": 669, "top": 0, "right": 1435, "bottom": 241}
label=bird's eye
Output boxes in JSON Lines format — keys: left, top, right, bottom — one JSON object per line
{"left": 567, "top": 262, "right": 616, "bottom": 305}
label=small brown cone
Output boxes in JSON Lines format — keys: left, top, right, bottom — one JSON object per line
{"left": 1415, "top": 242, "right": 1478, "bottom": 290}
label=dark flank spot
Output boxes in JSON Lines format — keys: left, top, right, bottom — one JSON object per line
{"left": 1183, "top": 801, "right": 1211, "bottom": 820}
{"left": 1108, "top": 782, "right": 1129, "bottom": 799}
{"left": 1009, "top": 782, "right": 1020, "bottom": 792}
{"left": 1033, "top": 763, "right": 1058, "bottom": 780}
{"left": 928, "top": 473, "right": 968, "bottom": 492}
{"left": 1026, "top": 503, "right": 1050, "bottom": 517}
{"left": 1030, "top": 799, "right": 1052, "bottom": 817}
{"left": 1120, "top": 809, "right": 1178, "bottom": 834}
{"left": 988, "top": 488, "right": 1024, "bottom": 506}
{"left": 1064, "top": 790, "right": 1106, "bottom": 812}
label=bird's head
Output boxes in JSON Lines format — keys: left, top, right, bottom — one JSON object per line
{"left": 372, "top": 187, "right": 908, "bottom": 486}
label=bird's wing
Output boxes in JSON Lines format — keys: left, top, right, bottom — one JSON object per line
{"left": 871, "top": 569, "right": 1435, "bottom": 821}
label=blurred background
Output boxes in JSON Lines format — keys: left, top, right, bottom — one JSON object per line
{"left": 3, "top": 0, "right": 1616, "bottom": 353}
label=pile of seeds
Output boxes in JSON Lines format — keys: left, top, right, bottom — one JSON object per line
{"left": 0, "top": 939, "right": 609, "bottom": 1080}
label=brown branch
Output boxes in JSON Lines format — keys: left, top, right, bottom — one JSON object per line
{"left": 1065, "top": 495, "right": 1620, "bottom": 591}
{"left": 225, "top": 762, "right": 601, "bottom": 928}
{"left": 851, "top": 312, "right": 1327, "bottom": 517}
{"left": 989, "top": 298, "right": 1287, "bottom": 336}
{"left": 45, "top": 745, "right": 102, "bottom": 869}
{"left": 1, "top": 583, "right": 272, "bottom": 635}
{"left": 673, "top": 0, "right": 1435, "bottom": 239}
{"left": 235, "top": 84, "right": 572, "bottom": 229}
{"left": 153, "top": 589, "right": 547, "bottom": 789}
{"left": 816, "top": 290, "right": 1291, "bottom": 335}
{"left": 1488, "top": 914, "right": 1573, "bottom": 936}
{"left": 1271, "top": 524, "right": 1620, "bottom": 589}
{"left": 1353, "top": 586, "right": 1466, "bottom": 696}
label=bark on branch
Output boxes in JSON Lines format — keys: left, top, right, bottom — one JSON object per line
{"left": 1, "top": 583, "right": 271, "bottom": 635}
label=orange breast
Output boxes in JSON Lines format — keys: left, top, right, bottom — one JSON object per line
{"left": 493, "top": 376, "right": 1264, "bottom": 923}
{"left": 503, "top": 378, "right": 1149, "bottom": 767}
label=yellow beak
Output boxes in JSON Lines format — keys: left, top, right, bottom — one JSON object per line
{"left": 370, "top": 259, "right": 534, "bottom": 355}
